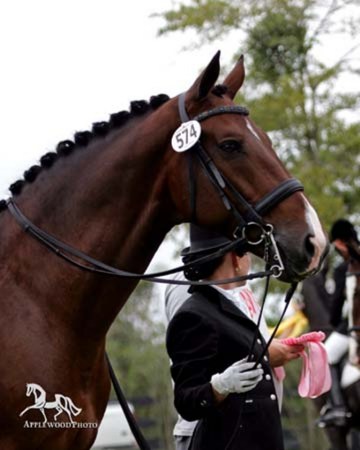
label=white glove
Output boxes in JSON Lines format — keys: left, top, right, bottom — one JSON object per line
{"left": 211, "top": 359, "right": 263, "bottom": 395}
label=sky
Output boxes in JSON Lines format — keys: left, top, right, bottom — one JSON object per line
{"left": 0, "top": 0, "right": 216, "bottom": 196}
{"left": 0, "top": 1, "right": 358, "bottom": 303}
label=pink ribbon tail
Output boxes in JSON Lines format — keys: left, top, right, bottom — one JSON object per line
{"left": 281, "top": 331, "right": 332, "bottom": 398}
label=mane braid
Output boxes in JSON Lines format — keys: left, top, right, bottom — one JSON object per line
{"left": 0, "top": 93, "right": 170, "bottom": 205}
{"left": 92, "top": 122, "right": 110, "bottom": 137}
{"left": 109, "top": 111, "right": 131, "bottom": 128}
{"left": 57, "top": 140, "right": 75, "bottom": 156}
{"left": 74, "top": 131, "right": 93, "bottom": 146}
{"left": 130, "top": 100, "right": 150, "bottom": 115}
{"left": 40, "top": 152, "right": 58, "bottom": 168}
{"left": 0, "top": 199, "right": 7, "bottom": 212}
{"left": 9, "top": 180, "right": 25, "bottom": 195}
{"left": 212, "top": 84, "right": 228, "bottom": 97}
{"left": 150, "top": 94, "right": 169, "bottom": 109}
{"left": 24, "top": 165, "right": 42, "bottom": 183}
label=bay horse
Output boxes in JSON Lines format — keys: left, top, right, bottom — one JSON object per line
{"left": 0, "top": 51, "right": 328, "bottom": 450}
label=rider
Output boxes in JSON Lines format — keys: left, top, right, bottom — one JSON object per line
{"left": 165, "top": 224, "right": 303, "bottom": 450}
{"left": 317, "top": 218, "right": 359, "bottom": 428}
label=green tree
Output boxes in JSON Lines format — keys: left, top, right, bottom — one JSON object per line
{"left": 157, "top": 0, "right": 360, "bottom": 229}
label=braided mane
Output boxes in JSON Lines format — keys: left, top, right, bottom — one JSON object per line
{"left": 0, "top": 94, "right": 170, "bottom": 212}
{"left": 0, "top": 83, "right": 229, "bottom": 213}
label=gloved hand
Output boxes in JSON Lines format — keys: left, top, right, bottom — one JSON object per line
{"left": 211, "top": 359, "right": 263, "bottom": 395}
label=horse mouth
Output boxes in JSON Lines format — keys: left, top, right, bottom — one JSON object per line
{"left": 275, "top": 240, "right": 330, "bottom": 283}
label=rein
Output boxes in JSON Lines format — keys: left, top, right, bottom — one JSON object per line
{"left": 6, "top": 199, "right": 275, "bottom": 286}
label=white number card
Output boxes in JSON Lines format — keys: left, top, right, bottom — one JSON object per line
{"left": 171, "top": 120, "right": 201, "bottom": 152}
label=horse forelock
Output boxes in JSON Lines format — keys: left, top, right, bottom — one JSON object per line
{"left": 211, "top": 84, "right": 228, "bottom": 98}
{"left": 0, "top": 94, "right": 170, "bottom": 209}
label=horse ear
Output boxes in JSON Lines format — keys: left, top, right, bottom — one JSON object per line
{"left": 223, "top": 54, "right": 245, "bottom": 99}
{"left": 188, "top": 51, "right": 221, "bottom": 100}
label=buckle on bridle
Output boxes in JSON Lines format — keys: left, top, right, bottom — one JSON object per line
{"left": 265, "top": 224, "right": 285, "bottom": 278}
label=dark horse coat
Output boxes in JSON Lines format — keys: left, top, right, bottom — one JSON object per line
{"left": 166, "top": 285, "right": 284, "bottom": 450}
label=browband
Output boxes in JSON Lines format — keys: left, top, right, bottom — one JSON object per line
{"left": 178, "top": 92, "right": 249, "bottom": 123}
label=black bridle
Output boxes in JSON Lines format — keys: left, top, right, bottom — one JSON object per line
{"left": 179, "top": 92, "right": 304, "bottom": 227}
{"left": 4, "top": 93, "right": 305, "bottom": 450}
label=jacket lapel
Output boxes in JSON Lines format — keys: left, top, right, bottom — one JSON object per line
{"left": 218, "top": 292, "right": 257, "bottom": 326}
{"left": 194, "top": 285, "right": 257, "bottom": 328}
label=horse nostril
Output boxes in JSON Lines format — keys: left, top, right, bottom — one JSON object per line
{"left": 305, "top": 235, "right": 315, "bottom": 259}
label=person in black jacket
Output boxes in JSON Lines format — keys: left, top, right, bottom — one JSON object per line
{"left": 317, "top": 219, "right": 359, "bottom": 428}
{"left": 166, "top": 225, "right": 303, "bottom": 450}
{"left": 330, "top": 219, "right": 359, "bottom": 332}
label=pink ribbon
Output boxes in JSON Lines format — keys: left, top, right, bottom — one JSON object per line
{"left": 280, "top": 331, "right": 332, "bottom": 398}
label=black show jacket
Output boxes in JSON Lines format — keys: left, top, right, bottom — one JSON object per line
{"left": 166, "top": 285, "right": 284, "bottom": 450}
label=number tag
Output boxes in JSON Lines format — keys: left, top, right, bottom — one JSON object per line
{"left": 171, "top": 120, "right": 201, "bottom": 152}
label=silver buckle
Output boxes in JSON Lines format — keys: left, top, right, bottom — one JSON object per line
{"left": 265, "top": 225, "right": 284, "bottom": 278}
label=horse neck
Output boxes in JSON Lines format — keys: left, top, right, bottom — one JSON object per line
{"left": 5, "top": 104, "right": 180, "bottom": 339}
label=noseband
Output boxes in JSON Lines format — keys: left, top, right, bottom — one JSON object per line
{"left": 177, "top": 93, "right": 304, "bottom": 277}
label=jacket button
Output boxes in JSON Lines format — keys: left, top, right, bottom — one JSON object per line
{"left": 270, "top": 394, "right": 277, "bottom": 401}
{"left": 200, "top": 400, "right": 208, "bottom": 407}
{"left": 257, "top": 338, "right": 262, "bottom": 345}
{"left": 265, "top": 374, "right": 271, "bottom": 381}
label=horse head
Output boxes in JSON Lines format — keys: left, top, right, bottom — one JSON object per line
{"left": 166, "top": 51, "right": 328, "bottom": 282}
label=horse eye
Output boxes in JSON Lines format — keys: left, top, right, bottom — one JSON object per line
{"left": 218, "top": 140, "right": 242, "bottom": 153}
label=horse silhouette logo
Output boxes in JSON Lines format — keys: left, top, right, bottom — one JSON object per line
{"left": 19, "top": 383, "right": 82, "bottom": 424}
